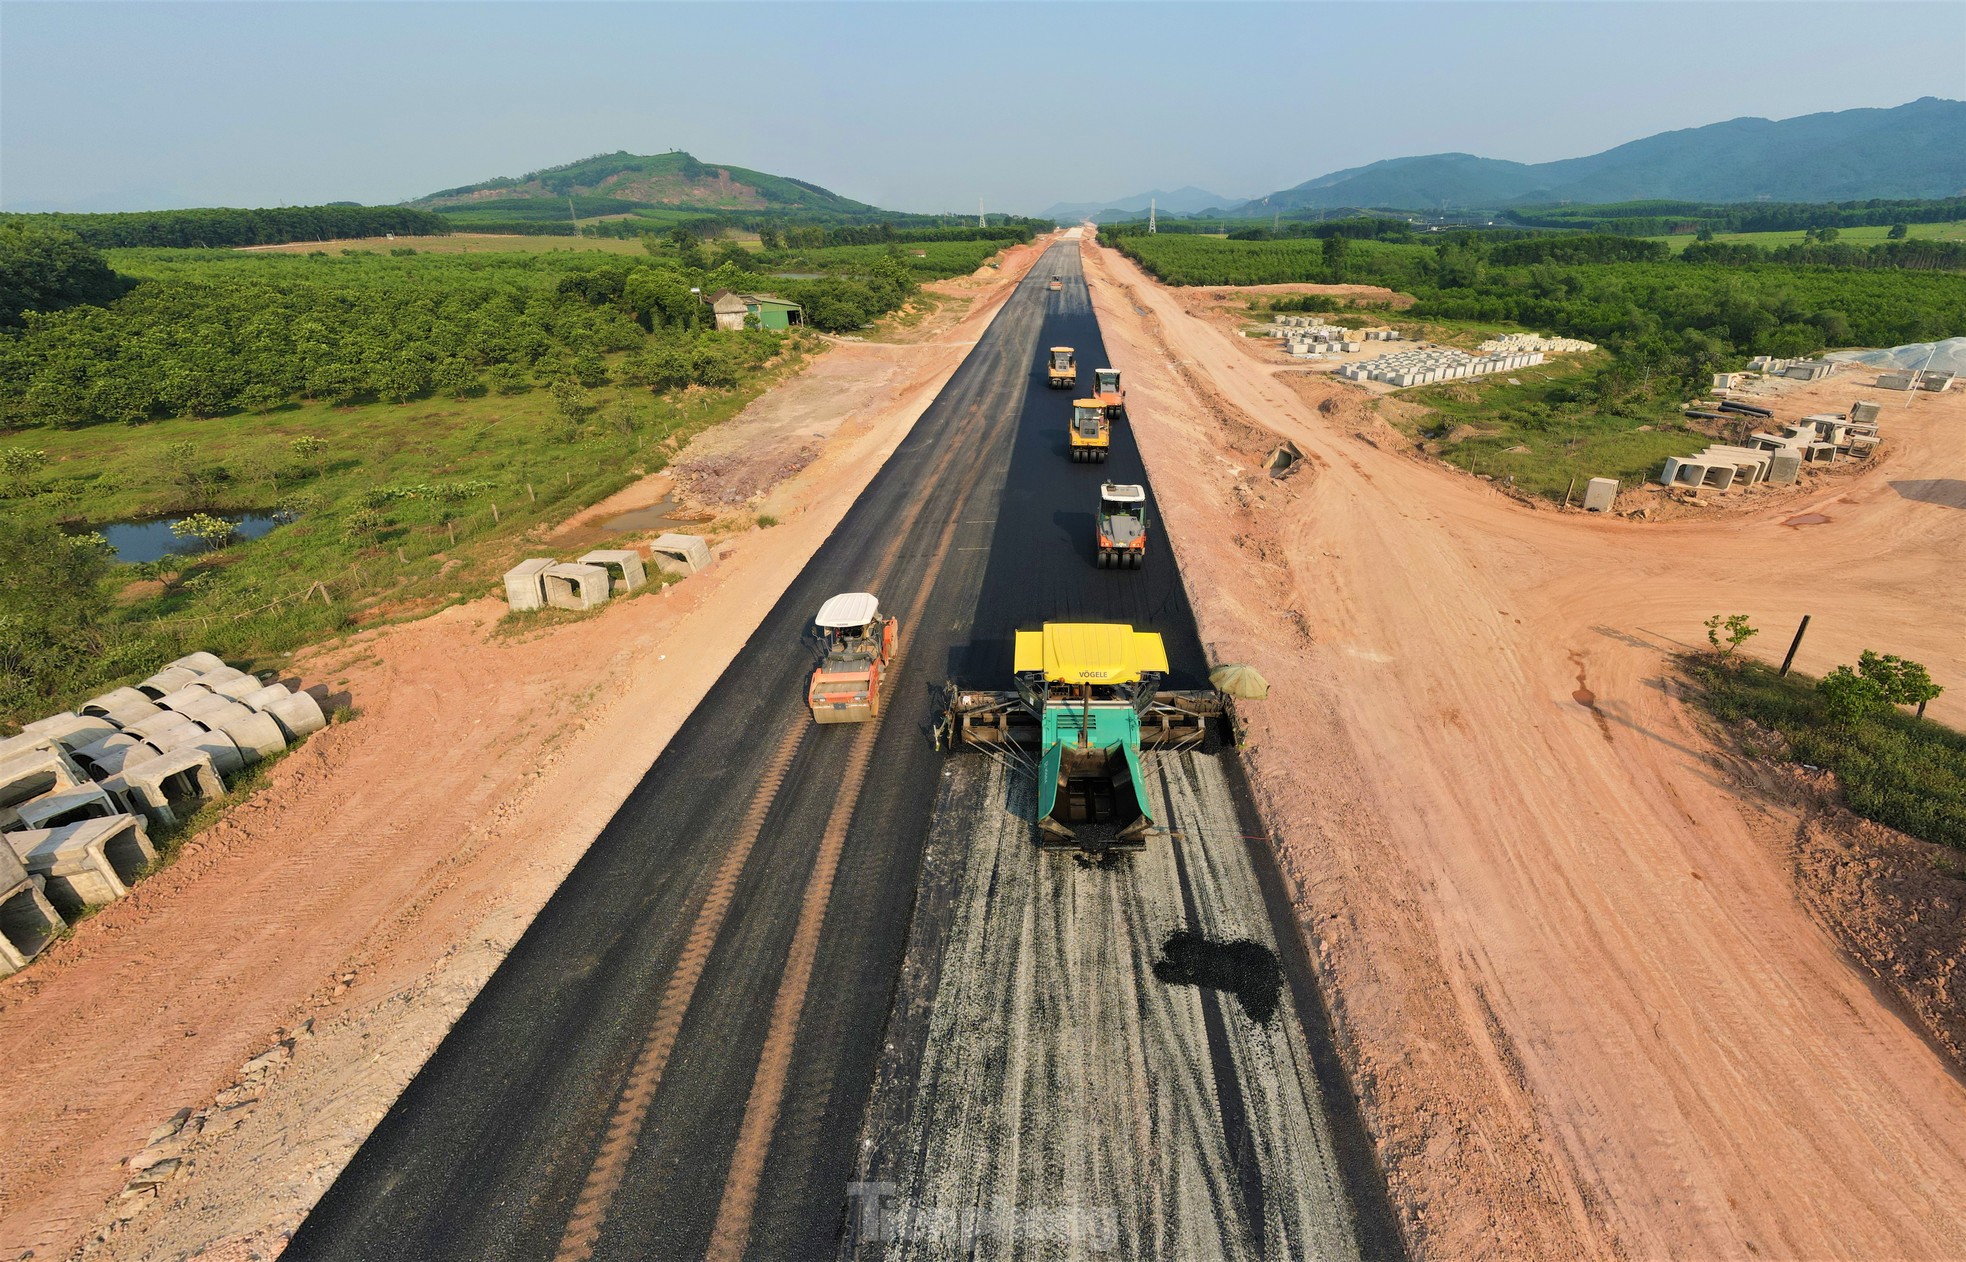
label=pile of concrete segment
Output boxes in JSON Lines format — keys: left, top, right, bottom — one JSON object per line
{"left": 503, "top": 534, "right": 712, "bottom": 612}
{"left": 1264, "top": 317, "right": 1362, "bottom": 358}
{"left": 1478, "top": 332, "right": 1597, "bottom": 354}
{"left": 0, "top": 652, "right": 329, "bottom": 976}
{"left": 1658, "top": 400, "right": 1882, "bottom": 493}
{"left": 1337, "top": 345, "right": 1545, "bottom": 388}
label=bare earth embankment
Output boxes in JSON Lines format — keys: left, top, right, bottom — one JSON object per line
{"left": 0, "top": 237, "right": 1052, "bottom": 1262}
{"left": 1083, "top": 235, "right": 1966, "bottom": 1260}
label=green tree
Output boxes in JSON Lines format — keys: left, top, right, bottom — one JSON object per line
{"left": 1817, "top": 664, "right": 1887, "bottom": 728}
{"left": 171, "top": 512, "right": 236, "bottom": 550}
{"left": 569, "top": 349, "right": 611, "bottom": 388}
{"left": 1695, "top": 227, "right": 1716, "bottom": 243}
{"left": 667, "top": 226, "right": 705, "bottom": 270}
{"left": 1857, "top": 650, "right": 1946, "bottom": 717}
{"left": 488, "top": 363, "right": 530, "bottom": 395}
{"left": 289, "top": 435, "right": 328, "bottom": 477}
{"left": 1705, "top": 613, "right": 1758, "bottom": 656}
{"left": 1322, "top": 234, "right": 1351, "bottom": 283}
{"left": 1888, "top": 223, "right": 1910, "bottom": 240}
{"left": 551, "top": 378, "right": 597, "bottom": 422}
{"left": 0, "top": 446, "right": 48, "bottom": 496}
{"left": 757, "top": 226, "right": 783, "bottom": 251}
{"left": 0, "top": 223, "right": 124, "bottom": 326}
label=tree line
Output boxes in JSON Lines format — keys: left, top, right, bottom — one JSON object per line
{"left": 1507, "top": 196, "right": 1966, "bottom": 238}
{"left": 0, "top": 205, "right": 454, "bottom": 250}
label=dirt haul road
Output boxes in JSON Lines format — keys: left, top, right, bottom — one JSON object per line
{"left": 287, "top": 240, "right": 1392, "bottom": 1262}
{"left": 1083, "top": 235, "right": 1966, "bottom": 1260}
{"left": 0, "top": 238, "right": 1051, "bottom": 1262}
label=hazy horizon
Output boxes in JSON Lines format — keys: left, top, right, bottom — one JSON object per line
{"left": 3, "top": 1, "right": 1962, "bottom": 215}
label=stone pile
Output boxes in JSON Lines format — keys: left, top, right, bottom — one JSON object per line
{"left": 1337, "top": 346, "right": 1545, "bottom": 387}
{"left": 0, "top": 653, "right": 329, "bottom": 975}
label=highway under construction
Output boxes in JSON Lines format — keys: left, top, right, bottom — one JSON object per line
{"left": 288, "top": 240, "right": 1400, "bottom": 1261}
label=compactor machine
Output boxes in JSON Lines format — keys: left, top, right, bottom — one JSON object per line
{"left": 1047, "top": 275, "right": 1063, "bottom": 292}
{"left": 1046, "top": 346, "right": 1077, "bottom": 390}
{"left": 1068, "top": 398, "right": 1111, "bottom": 462}
{"left": 807, "top": 592, "right": 898, "bottom": 724}
{"left": 1096, "top": 483, "right": 1148, "bottom": 569}
{"left": 936, "top": 623, "right": 1233, "bottom": 849}
{"left": 1092, "top": 368, "right": 1127, "bottom": 421}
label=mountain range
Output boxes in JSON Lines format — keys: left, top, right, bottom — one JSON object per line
{"left": 1230, "top": 98, "right": 1966, "bottom": 215}
{"left": 1039, "top": 186, "right": 1242, "bottom": 223}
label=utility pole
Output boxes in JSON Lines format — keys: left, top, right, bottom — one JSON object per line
{"left": 1148, "top": 197, "right": 1157, "bottom": 234}
{"left": 568, "top": 196, "right": 580, "bottom": 237}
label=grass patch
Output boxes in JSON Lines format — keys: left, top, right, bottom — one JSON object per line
{"left": 1652, "top": 220, "right": 1966, "bottom": 254}
{"left": 1385, "top": 354, "right": 1698, "bottom": 499}
{"left": 1685, "top": 654, "right": 1966, "bottom": 851}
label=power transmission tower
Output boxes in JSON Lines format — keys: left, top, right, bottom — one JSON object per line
{"left": 978, "top": 197, "right": 985, "bottom": 228}
{"left": 1148, "top": 198, "right": 1157, "bottom": 234}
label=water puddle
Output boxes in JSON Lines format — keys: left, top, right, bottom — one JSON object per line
{"left": 1567, "top": 650, "right": 1614, "bottom": 744}
{"left": 71, "top": 510, "right": 289, "bottom": 563}
{"left": 1152, "top": 930, "right": 1283, "bottom": 1025}
{"left": 599, "top": 495, "right": 695, "bottom": 535}
{"left": 1783, "top": 512, "right": 1831, "bottom": 528}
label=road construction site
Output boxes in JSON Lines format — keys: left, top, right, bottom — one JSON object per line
{"left": 287, "top": 241, "right": 1392, "bottom": 1260}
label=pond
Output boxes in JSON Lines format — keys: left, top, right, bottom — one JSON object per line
{"left": 73, "top": 511, "right": 289, "bottom": 564}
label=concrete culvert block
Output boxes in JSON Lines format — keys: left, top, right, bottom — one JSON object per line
{"left": 651, "top": 533, "right": 712, "bottom": 577}
{"left": 206, "top": 673, "right": 265, "bottom": 702}
{"left": 98, "top": 696, "right": 166, "bottom": 729}
{"left": 21, "top": 713, "right": 119, "bottom": 754}
{"left": 0, "top": 746, "right": 91, "bottom": 815}
{"left": 73, "top": 733, "right": 160, "bottom": 781}
{"left": 167, "top": 651, "right": 227, "bottom": 675}
{"left": 0, "top": 875, "right": 66, "bottom": 978}
{"left": 137, "top": 666, "right": 203, "bottom": 698}
{"left": 260, "top": 691, "right": 325, "bottom": 743}
{"left": 214, "top": 712, "right": 287, "bottom": 764}
{"left": 125, "top": 712, "right": 203, "bottom": 749}
{"left": 504, "top": 558, "right": 555, "bottom": 611}
{"left": 239, "top": 683, "right": 292, "bottom": 711}
{"left": 159, "top": 685, "right": 222, "bottom": 715}
{"left": 180, "top": 728, "right": 245, "bottom": 777}
{"left": 9, "top": 814, "right": 155, "bottom": 916}
{"left": 102, "top": 748, "right": 224, "bottom": 830}
{"left": 174, "top": 693, "right": 253, "bottom": 728}
{"left": 14, "top": 782, "right": 123, "bottom": 832}
{"left": 0, "top": 732, "right": 60, "bottom": 764}
{"left": 80, "top": 688, "right": 153, "bottom": 720}
{"left": 579, "top": 549, "right": 647, "bottom": 594}
{"left": 1767, "top": 452, "right": 1803, "bottom": 485}
{"left": 1583, "top": 478, "right": 1619, "bottom": 513}
{"left": 542, "top": 563, "right": 610, "bottom": 611}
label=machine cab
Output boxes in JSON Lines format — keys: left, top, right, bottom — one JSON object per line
{"left": 814, "top": 592, "right": 894, "bottom": 662}
{"left": 1094, "top": 368, "right": 1121, "bottom": 395}
{"left": 1049, "top": 347, "right": 1076, "bottom": 374}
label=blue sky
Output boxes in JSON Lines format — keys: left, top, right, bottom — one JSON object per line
{"left": 3, "top": 2, "right": 1961, "bottom": 214}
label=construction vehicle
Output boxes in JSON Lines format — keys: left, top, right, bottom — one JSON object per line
{"left": 1047, "top": 275, "right": 1063, "bottom": 292}
{"left": 1067, "top": 398, "right": 1111, "bottom": 462}
{"left": 1096, "top": 483, "right": 1148, "bottom": 569}
{"left": 1046, "top": 346, "right": 1077, "bottom": 390}
{"left": 936, "top": 623, "right": 1233, "bottom": 849}
{"left": 1093, "top": 367, "right": 1127, "bottom": 421}
{"left": 807, "top": 592, "right": 898, "bottom": 724}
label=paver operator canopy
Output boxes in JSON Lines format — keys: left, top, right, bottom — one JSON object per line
{"left": 937, "top": 623, "right": 1235, "bottom": 851}
{"left": 808, "top": 592, "right": 899, "bottom": 725}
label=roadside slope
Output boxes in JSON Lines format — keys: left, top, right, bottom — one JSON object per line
{"left": 1083, "top": 235, "right": 1966, "bottom": 1260}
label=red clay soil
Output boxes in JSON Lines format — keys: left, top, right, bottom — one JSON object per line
{"left": 1083, "top": 234, "right": 1966, "bottom": 1261}
{"left": 0, "top": 236, "right": 1054, "bottom": 1262}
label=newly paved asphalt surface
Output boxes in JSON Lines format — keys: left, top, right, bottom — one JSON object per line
{"left": 290, "top": 242, "right": 1396, "bottom": 1261}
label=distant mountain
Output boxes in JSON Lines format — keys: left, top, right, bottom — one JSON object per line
{"left": 412, "top": 150, "right": 881, "bottom": 216}
{"left": 1235, "top": 98, "right": 1966, "bottom": 214}
{"left": 1040, "top": 186, "right": 1241, "bottom": 222}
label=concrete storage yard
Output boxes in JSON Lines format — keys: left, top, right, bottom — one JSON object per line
{"left": 289, "top": 240, "right": 1390, "bottom": 1261}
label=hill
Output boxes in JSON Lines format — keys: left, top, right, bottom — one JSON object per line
{"left": 1236, "top": 98, "right": 1966, "bottom": 214}
{"left": 1041, "top": 186, "right": 1240, "bottom": 222}
{"left": 413, "top": 150, "right": 881, "bottom": 217}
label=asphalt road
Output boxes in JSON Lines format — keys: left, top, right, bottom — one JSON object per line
{"left": 290, "top": 242, "right": 1396, "bottom": 1261}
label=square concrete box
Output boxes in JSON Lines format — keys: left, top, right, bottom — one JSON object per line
{"left": 1805, "top": 443, "right": 1839, "bottom": 464}
{"left": 0, "top": 873, "right": 65, "bottom": 978}
{"left": 651, "top": 533, "right": 713, "bottom": 577}
{"left": 542, "top": 563, "right": 610, "bottom": 611}
{"left": 1766, "top": 452, "right": 1803, "bottom": 485}
{"left": 13, "top": 782, "right": 123, "bottom": 833}
{"left": 1849, "top": 400, "right": 1882, "bottom": 425}
{"left": 10, "top": 814, "right": 154, "bottom": 916}
{"left": 102, "top": 748, "right": 225, "bottom": 830}
{"left": 1878, "top": 373, "right": 1914, "bottom": 391}
{"left": 1, "top": 745, "right": 90, "bottom": 809}
{"left": 1582, "top": 478, "right": 1619, "bottom": 513}
{"left": 504, "top": 558, "right": 555, "bottom": 611}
